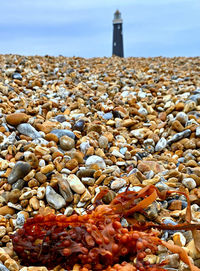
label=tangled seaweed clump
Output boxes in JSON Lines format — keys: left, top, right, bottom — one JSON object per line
{"left": 11, "top": 185, "right": 200, "bottom": 271}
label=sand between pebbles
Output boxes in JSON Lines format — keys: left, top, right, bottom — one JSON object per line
{"left": 0, "top": 55, "right": 200, "bottom": 270}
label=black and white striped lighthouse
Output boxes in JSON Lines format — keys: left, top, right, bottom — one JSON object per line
{"left": 112, "top": 10, "right": 124, "bottom": 57}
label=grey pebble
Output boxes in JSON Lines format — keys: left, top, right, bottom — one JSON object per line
{"left": 167, "top": 129, "right": 191, "bottom": 145}
{"left": 0, "top": 264, "right": 10, "bottom": 271}
{"left": 16, "top": 213, "right": 25, "bottom": 227}
{"left": 12, "top": 179, "right": 25, "bottom": 190}
{"left": 196, "top": 126, "right": 200, "bottom": 137}
{"left": 8, "top": 161, "right": 31, "bottom": 184}
{"left": 51, "top": 129, "right": 75, "bottom": 139}
{"left": 46, "top": 186, "right": 66, "bottom": 210}
{"left": 17, "top": 123, "right": 42, "bottom": 139}
{"left": 155, "top": 137, "right": 167, "bottom": 152}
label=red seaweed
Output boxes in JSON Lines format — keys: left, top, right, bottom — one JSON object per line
{"left": 11, "top": 185, "right": 200, "bottom": 271}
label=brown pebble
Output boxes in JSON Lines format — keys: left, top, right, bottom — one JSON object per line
{"left": 6, "top": 113, "right": 29, "bottom": 126}
{"left": 0, "top": 206, "right": 15, "bottom": 216}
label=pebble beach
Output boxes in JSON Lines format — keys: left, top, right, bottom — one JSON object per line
{"left": 0, "top": 54, "right": 200, "bottom": 270}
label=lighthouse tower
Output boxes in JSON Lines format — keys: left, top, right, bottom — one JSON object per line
{"left": 112, "top": 10, "right": 124, "bottom": 57}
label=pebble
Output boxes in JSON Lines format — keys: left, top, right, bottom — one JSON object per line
{"left": 59, "top": 135, "right": 75, "bottom": 150}
{"left": 98, "top": 136, "right": 108, "bottom": 149}
{"left": 110, "top": 178, "right": 127, "bottom": 190}
{"left": 7, "top": 162, "right": 31, "bottom": 184}
{"left": 173, "top": 232, "right": 186, "bottom": 246}
{"left": 73, "top": 119, "right": 85, "bottom": 131}
{"left": 155, "top": 137, "right": 167, "bottom": 152}
{"left": 58, "top": 176, "right": 74, "bottom": 202}
{"left": 0, "top": 264, "right": 9, "bottom": 271}
{"left": 51, "top": 129, "right": 75, "bottom": 139}
{"left": 17, "top": 123, "right": 42, "bottom": 139}
{"left": 6, "top": 113, "right": 29, "bottom": 126}
{"left": 85, "top": 155, "right": 106, "bottom": 169}
{"left": 45, "top": 186, "right": 66, "bottom": 210}
{"left": 182, "top": 177, "right": 196, "bottom": 189}
{"left": 167, "top": 129, "right": 191, "bottom": 145}
{"left": 67, "top": 174, "right": 86, "bottom": 194}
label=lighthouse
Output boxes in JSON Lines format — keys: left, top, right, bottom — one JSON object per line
{"left": 112, "top": 10, "right": 124, "bottom": 57}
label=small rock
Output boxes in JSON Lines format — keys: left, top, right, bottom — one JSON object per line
{"left": 85, "top": 155, "right": 106, "bottom": 169}
{"left": 16, "top": 213, "right": 25, "bottom": 228}
{"left": 167, "top": 129, "right": 191, "bottom": 145}
{"left": 64, "top": 206, "right": 74, "bottom": 216}
{"left": 59, "top": 135, "right": 75, "bottom": 151}
{"left": 98, "top": 136, "right": 108, "bottom": 149}
{"left": 12, "top": 72, "right": 22, "bottom": 80}
{"left": 67, "top": 174, "right": 86, "bottom": 194}
{"left": 17, "top": 123, "right": 42, "bottom": 139}
{"left": 155, "top": 137, "right": 167, "bottom": 152}
{"left": 58, "top": 176, "right": 74, "bottom": 202}
{"left": 173, "top": 232, "right": 186, "bottom": 246}
{"left": 0, "top": 206, "right": 15, "bottom": 215}
{"left": 37, "top": 187, "right": 46, "bottom": 199}
{"left": 77, "top": 169, "right": 95, "bottom": 178}
{"left": 182, "top": 178, "right": 196, "bottom": 189}
{"left": 110, "top": 178, "right": 126, "bottom": 190}
{"left": 0, "top": 264, "right": 10, "bottom": 271}
{"left": 196, "top": 126, "right": 200, "bottom": 137}
{"left": 51, "top": 129, "right": 75, "bottom": 139}
{"left": 176, "top": 112, "right": 188, "bottom": 125}
{"left": 6, "top": 113, "right": 29, "bottom": 126}
{"left": 7, "top": 189, "right": 21, "bottom": 203}
{"left": 0, "top": 226, "right": 6, "bottom": 238}
{"left": 73, "top": 119, "right": 85, "bottom": 131}
{"left": 7, "top": 162, "right": 31, "bottom": 184}
{"left": 45, "top": 186, "right": 66, "bottom": 210}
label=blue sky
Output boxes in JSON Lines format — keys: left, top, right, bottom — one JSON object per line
{"left": 0, "top": 0, "right": 199, "bottom": 57}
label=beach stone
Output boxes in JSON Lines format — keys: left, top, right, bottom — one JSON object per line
{"left": 67, "top": 174, "right": 86, "bottom": 194}
{"left": 155, "top": 137, "right": 167, "bottom": 152}
{"left": 98, "top": 136, "right": 108, "bottom": 149}
{"left": 37, "top": 187, "right": 46, "bottom": 199}
{"left": 7, "top": 162, "right": 31, "bottom": 184}
{"left": 137, "top": 161, "right": 164, "bottom": 174}
{"left": 110, "top": 178, "right": 127, "bottom": 190}
{"left": 59, "top": 135, "right": 75, "bottom": 151}
{"left": 51, "top": 129, "right": 75, "bottom": 139}
{"left": 171, "top": 120, "right": 184, "bottom": 132}
{"left": 173, "top": 232, "right": 186, "bottom": 247}
{"left": 73, "top": 119, "right": 85, "bottom": 131}
{"left": 167, "top": 129, "right": 191, "bottom": 145}
{"left": 6, "top": 189, "right": 21, "bottom": 203}
{"left": 85, "top": 155, "right": 106, "bottom": 169}
{"left": 182, "top": 178, "right": 196, "bottom": 189}
{"left": 196, "top": 126, "right": 200, "bottom": 137}
{"left": 17, "top": 123, "right": 42, "bottom": 139}
{"left": 12, "top": 179, "right": 25, "bottom": 190}
{"left": 176, "top": 112, "right": 188, "bottom": 125}
{"left": 0, "top": 206, "right": 15, "bottom": 216}
{"left": 16, "top": 213, "right": 25, "bottom": 228}
{"left": 0, "top": 264, "right": 9, "bottom": 271}
{"left": 64, "top": 206, "right": 74, "bottom": 216}
{"left": 77, "top": 169, "right": 95, "bottom": 178}
{"left": 45, "top": 186, "right": 66, "bottom": 210}
{"left": 12, "top": 72, "right": 22, "bottom": 80}
{"left": 6, "top": 113, "right": 29, "bottom": 126}
{"left": 58, "top": 176, "right": 74, "bottom": 202}
{"left": 184, "top": 100, "right": 196, "bottom": 113}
